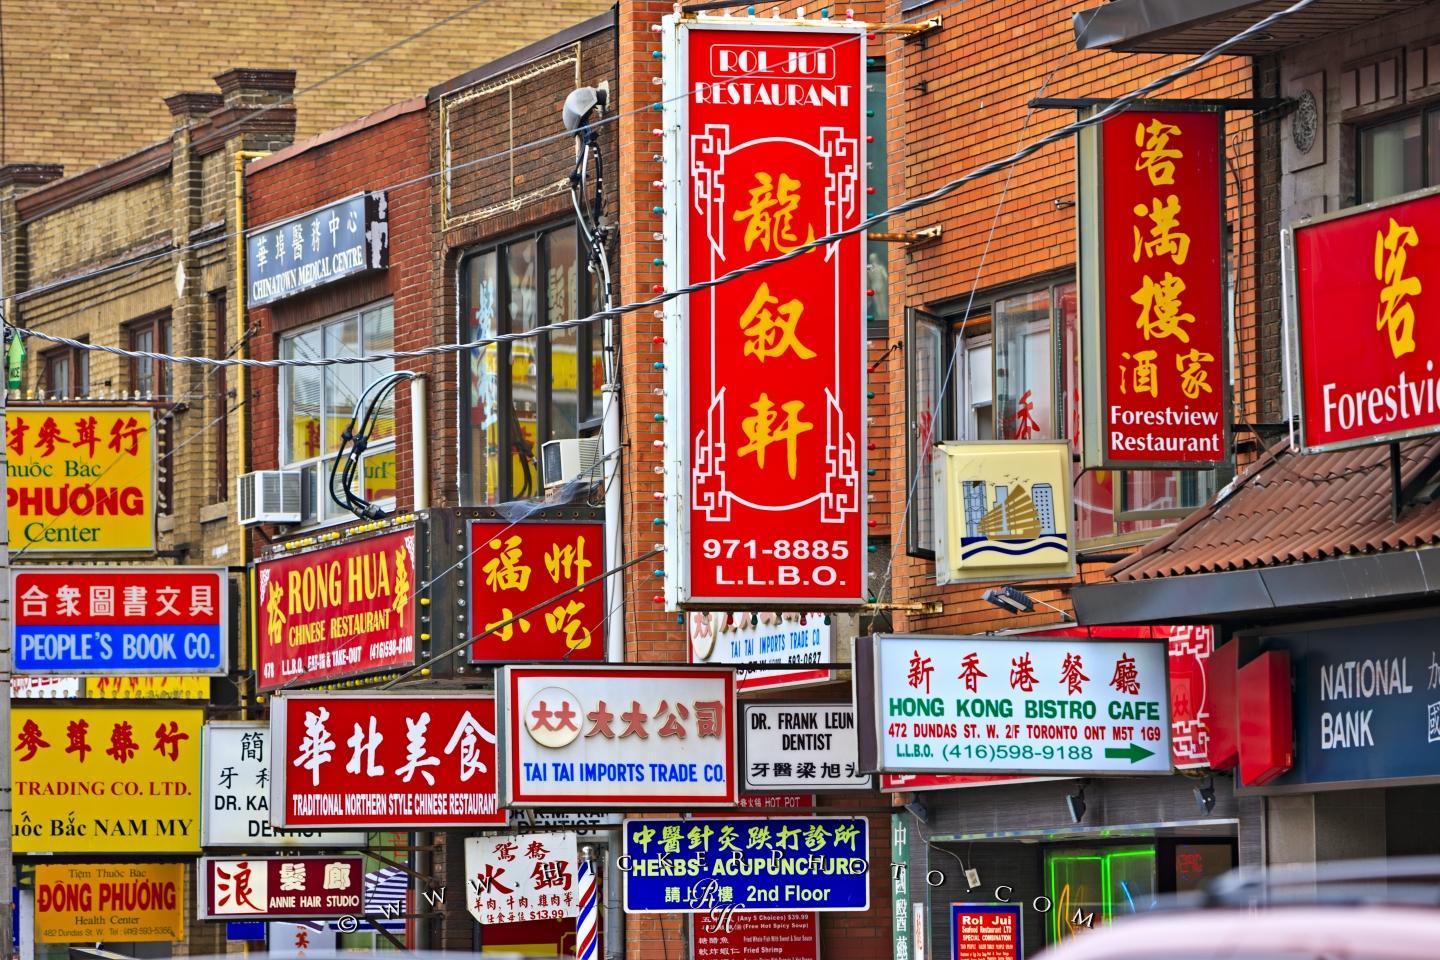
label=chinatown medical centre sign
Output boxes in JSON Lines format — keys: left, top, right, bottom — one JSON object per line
{"left": 863, "top": 634, "right": 1172, "bottom": 776}
{"left": 1078, "top": 107, "right": 1229, "bottom": 468}
{"left": 498, "top": 665, "right": 737, "bottom": 807}
{"left": 271, "top": 692, "right": 504, "bottom": 829}
{"left": 246, "top": 192, "right": 388, "bottom": 307}
{"left": 7, "top": 406, "right": 157, "bottom": 552}
{"left": 1289, "top": 186, "right": 1440, "bottom": 451}
{"left": 13, "top": 566, "right": 227, "bottom": 674}
{"left": 660, "top": 17, "right": 868, "bottom": 609}
{"left": 254, "top": 528, "right": 416, "bottom": 690}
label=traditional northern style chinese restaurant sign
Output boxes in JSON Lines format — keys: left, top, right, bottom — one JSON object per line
{"left": 498, "top": 665, "right": 737, "bottom": 807}
{"left": 12, "top": 706, "right": 202, "bottom": 854}
{"left": 271, "top": 692, "right": 504, "bottom": 829}
{"left": 469, "top": 519, "right": 605, "bottom": 662}
{"left": 13, "top": 566, "right": 227, "bottom": 674}
{"left": 199, "top": 857, "right": 365, "bottom": 920}
{"left": 7, "top": 406, "right": 157, "bottom": 552}
{"left": 253, "top": 527, "right": 416, "bottom": 690}
{"left": 464, "top": 831, "right": 580, "bottom": 926}
{"left": 34, "top": 862, "right": 185, "bottom": 943}
{"left": 1079, "top": 108, "right": 1228, "bottom": 468}
{"left": 864, "top": 635, "right": 1172, "bottom": 776}
{"left": 661, "top": 18, "right": 868, "bottom": 609}
{"left": 1289, "top": 186, "right": 1440, "bottom": 450}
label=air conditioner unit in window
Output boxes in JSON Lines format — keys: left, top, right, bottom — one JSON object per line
{"left": 541, "top": 436, "right": 604, "bottom": 491}
{"left": 236, "top": 469, "right": 304, "bottom": 526}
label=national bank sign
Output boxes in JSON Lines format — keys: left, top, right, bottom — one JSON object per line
{"left": 246, "top": 192, "right": 388, "bottom": 307}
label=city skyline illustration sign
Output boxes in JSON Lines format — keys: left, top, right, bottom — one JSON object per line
{"left": 6, "top": 405, "right": 157, "bottom": 552}
{"left": 1079, "top": 108, "right": 1229, "bottom": 468}
{"left": 464, "top": 831, "right": 580, "bottom": 925}
{"left": 870, "top": 634, "right": 1172, "bottom": 776}
{"left": 202, "top": 723, "right": 366, "bottom": 849}
{"left": 253, "top": 528, "right": 416, "bottom": 690}
{"left": 661, "top": 18, "right": 868, "bottom": 608}
{"left": 468, "top": 520, "right": 606, "bottom": 663}
{"left": 12, "top": 705, "right": 202, "bottom": 854}
{"left": 246, "top": 192, "right": 388, "bottom": 307}
{"left": 12, "top": 566, "right": 227, "bottom": 674}
{"left": 498, "top": 665, "right": 737, "bottom": 807}
{"left": 1289, "top": 186, "right": 1440, "bottom": 451}
{"left": 35, "top": 862, "right": 185, "bottom": 943}
{"left": 271, "top": 692, "right": 505, "bottom": 828}
{"left": 689, "top": 611, "right": 833, "bottom": 691}
{"left": 621, "top": 815, "right": 869, "bottom": 913}
{"left": 199, "top": 857, "right": 365, "bottom": 920}
{"left": 931, "top": 442, "right": 1075, "bottom": 584}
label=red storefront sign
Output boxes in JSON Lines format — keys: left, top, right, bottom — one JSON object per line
{"left": 272, "top": 693, "right": 503, "bottom": 828}
{"left": 199, "top": 856, "right": 365, "bottom": 919}
{"left": 1291, "top": 187, "right": 1440, "bottom": 450}
{"left": 253, "top": 529, "right": 416, "bottom": 690}
{"left": 469, "top": 520, "right": 605, "bottom": 662}
{"left": 666, "top": 21, "right": 867, "bottom": 607}
{"left": 1096, "top": 109, "right": 1227, "bottom": 467}
{"left": 879, "top": 774, "right": 1050, "bottom": 792}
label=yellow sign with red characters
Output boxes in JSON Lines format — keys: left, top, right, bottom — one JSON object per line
{"left": 12, "top": 706, "right": 202, "bottom": 854}
{"left": 86, "top": 677, "right": 209, "bottom": 699}
{"left": 35, "top": 862, "right": 185, "bottom": 942}
{"left": 6, "top": 406, "right": 157, "bottom": 552}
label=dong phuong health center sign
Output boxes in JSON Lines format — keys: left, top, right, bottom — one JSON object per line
{"left": 1289, "top": 186, "right": 1440, "bottom": 451}
{"left": 6, "top": 406, "right": 156, "bottom": 552}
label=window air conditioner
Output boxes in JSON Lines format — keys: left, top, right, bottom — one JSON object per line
{"left": 541, "top": 436, "right": 604, "bottom": 491}
{"left": 236, "top": 469, "right": 304, "bottom": 525}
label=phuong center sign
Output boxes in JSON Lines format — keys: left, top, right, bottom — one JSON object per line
{"left": 1289, "top": 185, "right": 1440, "bottom": 451}
{"left": 6, "top": 406, "right": 156, "bottom": 552}
{"left": 865, "top": 635, "right": 1171, "bottom": 776}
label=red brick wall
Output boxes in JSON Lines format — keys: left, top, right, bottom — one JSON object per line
{"left": 244, "top": 102, "right": 437, "bottom": 540}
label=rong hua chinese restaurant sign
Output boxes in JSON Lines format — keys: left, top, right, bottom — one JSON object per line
{"left": 1078, "top": 108, "right": 1229, "bottom": 468}
{"left": 1289, "top": 186, "right": 1440, "bottom": 451}
{"left": 660, "top": 17, "right": 868, "bottom": 609}
{"left": 253, "top": 527, "right": 416, "bottom": 690}
{"left": 862, "top": 635, "right": 1172, "bottom": 776}
{"left": 271, "top": 692, "right": 504, "bottom": 829}
{"left": 498, "top": 665, "right": 737, "bottom": 807}
{"left": 7, "top": 406, "right": 156, "bottom": 552}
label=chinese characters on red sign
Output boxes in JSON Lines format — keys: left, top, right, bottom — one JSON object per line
{"left": 254, "top": 530, "right": 416, "bottom": 690}
{"left": 1099, "top": 110, "right": 1226, "bottom": 466}
{"left": 1292, "top": 189, "right": 1440, "bottom": 449}
{"left": 469, "top": 521, "right": 605, "bottom": 662}
{"left": 273, "top": 694, "right": 503, "bottom": 828}
{"left": 669, "top": 24, "right": 867, "bottom": 606}
{"left": 464, "top": 831, "right": 579, "bottom": 926}
{"left": 201, "top": 856, "right": 365, "bottom": 919}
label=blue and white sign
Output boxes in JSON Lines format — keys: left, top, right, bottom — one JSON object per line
{"left": 1251, "top": 618, "right": 1440, "bottom": 790}
{"left": 12, "top": 566, "right": 228, "bottom": 674}
{"left": 246, "top": 192, "right": 388, "bottom": 307}
{"left": 620, "top": 816, "right": 869, "bottom": 913}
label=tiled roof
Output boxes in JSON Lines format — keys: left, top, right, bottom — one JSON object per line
{"left": 1108, "top": 436, "right": 1440, "bottom": 581}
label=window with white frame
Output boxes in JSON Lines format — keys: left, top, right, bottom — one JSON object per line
{"left": 279, "top": 302, "right": 396, "bottom": 525}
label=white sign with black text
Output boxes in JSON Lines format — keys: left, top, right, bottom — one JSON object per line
{"left": 743, "top": 704, "right": 870, "bottom": 792}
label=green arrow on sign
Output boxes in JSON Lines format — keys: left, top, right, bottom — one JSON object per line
{"left": 1104, "top": 743, "right": 1155, "bottom": 764}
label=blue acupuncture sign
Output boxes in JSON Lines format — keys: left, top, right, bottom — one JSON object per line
{"left": 620, "top": 816, "right": 870, "bottom": 913}
{"left": 246, "top": 192, "right": 388, "bottom": 307}
{"left": 226, "top": 922, "right": 266, "bottom": 942}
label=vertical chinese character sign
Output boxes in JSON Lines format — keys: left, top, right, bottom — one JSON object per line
{"left": 1080, "top": 109, "right": 1228, "bottom": 468}
{"left": 661, "top": 18, "right": 868, "bottom": 607}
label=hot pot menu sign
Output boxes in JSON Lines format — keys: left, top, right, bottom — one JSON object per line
{"left": 665, "top": 20, "right": 868, "bottom": 608}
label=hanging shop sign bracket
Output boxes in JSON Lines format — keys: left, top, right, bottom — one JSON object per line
{"left": 868, "top": 226, "right": 943, "bottom": 246}
{"left": 1030, "top": 96, "right": 1291, "bottom": 113}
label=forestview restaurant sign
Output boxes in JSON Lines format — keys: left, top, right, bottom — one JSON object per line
{"left": 246, "top": 192, "right": 388, "bottom": 307}
{"left": 1290, "top": 186, "right": 1440, "bottom": 451}
{"left": 1078, "top": 107, "right": 1228, "bottom": 468}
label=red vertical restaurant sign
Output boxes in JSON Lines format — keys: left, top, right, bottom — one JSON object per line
{"left": 272, "top": 692, "right": 504, "bottom": 828}
{"left": 663, "top": 19, "right": 867, "bottom": 608}
{"left": 1291, "top": 187, "right": 1440, "bottom": 450}
{"left": 253, "top": 528, "right": 416, "bottom": 690}
{"left": 1092, "top": 108, "right": 1228, "bottom": 467}
{"left": 469, "top": 520, "right": 605, "bottom": 662}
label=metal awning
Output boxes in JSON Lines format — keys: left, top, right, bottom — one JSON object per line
{"left": 1073, "top": 0, "right": 1432, "bottom": 55}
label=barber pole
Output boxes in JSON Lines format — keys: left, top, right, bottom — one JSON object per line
{"left": 575, "top": 850, "right": 598, "bottom": 960}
